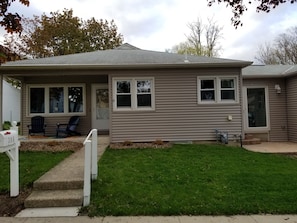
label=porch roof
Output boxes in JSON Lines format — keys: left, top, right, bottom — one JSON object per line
{"left": 0, "top": 43, "right": 252, "bottom": 76}
{"left": 242, "top": 65, "right": 297, "bottom": 79}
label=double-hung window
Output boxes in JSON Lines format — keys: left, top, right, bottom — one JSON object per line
{"left": 220, "top": 78, "right": 236, "bottom": 101}
{"left": 198, "top": 76, "right": 237, "bottom": 104}
{"left": 28, "top": 84, "right": 85, "bottom": 116}
{"left": 113, "top": 78, "right": 154, "bottom": 111}
{"left": 200, "top": 78, "right": 216, "bottom": 102}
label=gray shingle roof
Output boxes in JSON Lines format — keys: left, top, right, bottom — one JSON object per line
{"left": 1, "top": 43, "right": 251, "bottom": 68}
{"left": 242, "top": 65, "right": 297, "bottom": 78}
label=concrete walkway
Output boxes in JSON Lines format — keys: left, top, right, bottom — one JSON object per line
{"left": 16, "top": 135, "right": 109, "bottom": 217}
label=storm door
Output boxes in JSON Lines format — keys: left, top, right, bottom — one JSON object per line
{"left": 92, "top": 84, "right": 109, "bottom": 131}
{"left": 244, "top": 86, "right": 270, "bottom": 131}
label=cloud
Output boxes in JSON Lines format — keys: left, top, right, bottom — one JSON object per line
{"left": 1, "top": 0, "right": 297, "bottom": 63}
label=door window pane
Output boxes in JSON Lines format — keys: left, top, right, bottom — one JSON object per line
{"left": 49, "top": 87, "right": 64, "bottom": 113}
{"left": 30, "top": 88, "right": 45, "bottom": 113}
{"left": 68, "top": 87, "right": 83, "bottom": 112}
{"left": 96, "top": 89, "right": 109, "bottom": 120}
{"left": 247, "top": 88, "right": 267, "bottom": 127}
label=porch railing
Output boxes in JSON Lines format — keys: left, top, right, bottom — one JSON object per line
{"left": 83, "top": 129, "right": 98, "bottom": 206}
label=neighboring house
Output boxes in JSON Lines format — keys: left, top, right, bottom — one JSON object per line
{"left": 0, "top": 43, "right": 296, "bottom": 144}
{"left": 2, "top": 79, "right": 20, "bottom": 123}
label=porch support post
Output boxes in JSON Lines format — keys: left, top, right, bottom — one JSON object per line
{"left": 0, "top": 74, "right": 3, "bottom": 131}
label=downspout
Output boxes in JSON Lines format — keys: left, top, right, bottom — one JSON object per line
{"left": 0, "top": 74, "right": 3, "bottom": 130}
{"left": 240, "top": 69, "right": 245, "bottom": 143}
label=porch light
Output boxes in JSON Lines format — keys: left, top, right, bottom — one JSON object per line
{"left": 275, "top": 84, "right": 281, "bottom": 94}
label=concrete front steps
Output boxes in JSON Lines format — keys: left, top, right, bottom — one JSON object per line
{"left": 242, "top": 134, "right": 262, "bottom": 145}
{"left": 17, "top": 136, "right": 110, "bottom": 218}
{"left": 24, "top": 148, "right": 85, "bottom": 210}
{"left": 24, "top": 188, "right": 83, "bottom": 208}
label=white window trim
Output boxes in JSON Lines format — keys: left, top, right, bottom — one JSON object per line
{"left": 243, "top": 86, "right": 270, "bottom": 132}
{"left": 27, "top": 84, "right": 86, "bottom": 116}
{"left": 198, "top": 77, "right": 216, "bottom": 104}
{"left": 197, "top": 76, "right": 238, "bottom": 104}
{"left": 113, "top": 77, "right": 155, "bottom": 111}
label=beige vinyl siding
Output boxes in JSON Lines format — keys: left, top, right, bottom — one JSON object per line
{"left": 243, "top": 78, "right": 288, "bottom": 141}
{"left": 110, "top": 68, "right": 242, "bottom": 143}
{"left": 21, "top": 75, "right": 107, "bottom": 136}
{"left": 286, "top": 76, "right": 297, "bottom": 142}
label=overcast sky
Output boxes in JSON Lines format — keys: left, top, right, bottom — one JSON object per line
{"left": 4, "top": 0, "right": 297, "bottom": 63}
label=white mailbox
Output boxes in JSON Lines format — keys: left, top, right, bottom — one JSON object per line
{"left": 0, "top": 130, "right": 18, "bottom": 150}
{"left": 0, "top": 129, "right": 19, "bottom": 197}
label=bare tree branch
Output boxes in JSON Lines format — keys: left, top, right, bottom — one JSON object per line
{"left": 255, "top": 26, "right": 297, "bottom": 64}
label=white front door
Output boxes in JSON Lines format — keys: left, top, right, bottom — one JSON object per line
{"left": 92, "top": 84, "right": 109, "bottom": 131}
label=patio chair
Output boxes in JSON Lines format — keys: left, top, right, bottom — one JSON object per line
{"left": 56, "top": 116, "right": 81, "bottom": 138}
{"left": 27, "top": 116, "right": 46, "bottom": 136}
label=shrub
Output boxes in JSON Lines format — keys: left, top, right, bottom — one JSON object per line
{"left": 2, "top": 121, "right": 11, "bottom": 130}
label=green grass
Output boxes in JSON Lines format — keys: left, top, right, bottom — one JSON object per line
{"left": 84, "top": 144, "right": 297, "bottom": 216}
{"left": 0, "top": 151, "right": 72, "bottom": 192}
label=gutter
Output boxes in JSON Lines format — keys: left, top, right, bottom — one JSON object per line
{"left": 0, "top": 62, "right": 252, "bottom": 75}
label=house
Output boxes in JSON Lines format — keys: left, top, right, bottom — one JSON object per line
{"left": 0, "top": 43, "right": 296, "bottom": 144}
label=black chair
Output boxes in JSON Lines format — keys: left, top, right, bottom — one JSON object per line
{"left": 27, "top": 116, "right": 46, "bottom": 136}
{"left": 56, "top": 116, "right": 81, "bottom": 138}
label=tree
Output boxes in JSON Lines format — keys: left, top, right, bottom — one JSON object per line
{"left": 255, "top": 26, "right": 297, "bottom": 64}
{"left": 207, "top": 0, "right": 297, "bottom": 28}
{"left": 4, "top": 9, "right": 124, "bottom": 58}
{"left": 0, "top": 0, "right": 29, "bottom": 33}
{"left": 171, "top": 17, "right": 223, "bottom": 57}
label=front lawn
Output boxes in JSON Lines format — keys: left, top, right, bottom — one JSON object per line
{"left": 0, "top": 151, "right": 72, "bottom": 192}
{"left": 84, "top": 144, "right": 297, "bottom": 216}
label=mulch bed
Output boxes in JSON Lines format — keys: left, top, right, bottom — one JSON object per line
{"left": 20, "top": 140, "right": 83, "bottom": 152}
{"left": 109, "top": 141, "right": 172, "bottom": 149}
{"left": 0, "top": 188, "right": 32, "bottom": 217}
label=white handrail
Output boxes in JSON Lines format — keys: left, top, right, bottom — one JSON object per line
{"left": 83, "top": 129, "right": 98, "bottom": 206}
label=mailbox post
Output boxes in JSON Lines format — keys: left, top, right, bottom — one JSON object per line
{"left": 0, "top": 129, "right": 19, "bottom": 197}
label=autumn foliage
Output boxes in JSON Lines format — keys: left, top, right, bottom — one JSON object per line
{"left": 4, "top": 9, "right": 124, "bottom": 58}
{"left": 0, "top": 0, "right": 29, "bottom": 33}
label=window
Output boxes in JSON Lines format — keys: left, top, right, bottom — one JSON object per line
{"left": 220, "top": 78, "right": 235, "bottom": 101}
{"left": 200, "top": 79, "right": 215, "bottom": 102}
{"left": 116, "top": 81, "right": 131, "bottom": 107}
{"left": 198, "top": 76, "right": 237, "bottom": 104}
{"left": 28, "top": 84, "right": 85, "bottom": 116}
{"left": 113, "top": 78, "right": 154, "bottom": 111}
{"left": 49, "top": 87, "right": 64, "bottom": 113}
{"left": 68, "top": 87, "right": 83, "bottom": 112}
{"left": 137, "top": 80, "right": 152, "bottom": 107}
{"left": 30, "top": 88, "right": 45, "bottom": 113}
